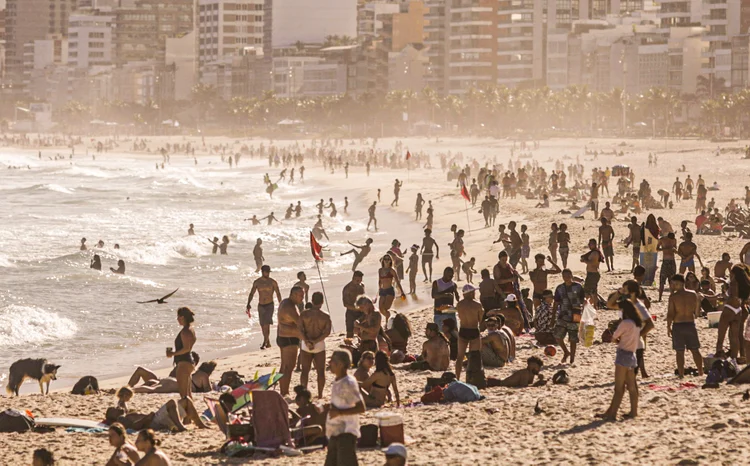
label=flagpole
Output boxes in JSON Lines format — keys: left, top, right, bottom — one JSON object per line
{"left": 310, "top": 230, "right": 334, "bottom": 332}
{"left": 314, "top": 259, "right": 335, "bottom": 333}
{"left": 463, "top": 198, "right": 471, "bottom": 235}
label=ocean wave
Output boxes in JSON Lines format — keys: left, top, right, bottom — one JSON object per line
{"left": 0, "top": 305, "right": 78, "bottom": 346}
{"left": 106, "top": 238, "right": 207, "bottom": 266}
{"left": 0, "top": 254, "right": 14, "bottom": 268}
{"left": 59, "top": 166, "right": 117, "bottom": 179}
{"left": 42, "top": 184, "right": 75, "bottom": 194}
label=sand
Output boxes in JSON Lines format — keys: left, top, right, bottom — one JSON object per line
{"left": 3, "top": 136, "right": 750, "bottom": 464}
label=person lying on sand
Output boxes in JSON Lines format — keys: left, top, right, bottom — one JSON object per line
{"left": 127, "top": 356, "right": 216, "bottom": 394}
{"left": 486, "top": 356, "right": 544, "bottom": 388}
{"left": 112, "top": 398, "right": 209, "bottom": 433}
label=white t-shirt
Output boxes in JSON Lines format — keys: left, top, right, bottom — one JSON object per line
{"left": 326, "top": 374, "right": 363, "bottom": 438}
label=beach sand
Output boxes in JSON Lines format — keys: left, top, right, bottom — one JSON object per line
{"left": 3, "top": 136, "right": 750, "bottom": 464}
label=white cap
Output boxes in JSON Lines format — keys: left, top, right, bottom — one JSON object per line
{"left": 462, "top": 284, "right": 477, "bottom": 294}
{"left": 383, "top": 443, "right": 407, "bottom": 460}
{"left": 505, "top": 293, "right": 517, "bottom": 302}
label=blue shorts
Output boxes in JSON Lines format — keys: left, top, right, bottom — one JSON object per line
{"left": 615, "top": 348, "right": 637, "bottom": 368}
{"left": 379, "top": 287, "right": 395, "bottom": 297}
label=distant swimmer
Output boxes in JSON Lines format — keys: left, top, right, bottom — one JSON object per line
{"left": 326, "top": 198, "right": 337, "bottom": 217}
{"left": 253, "top": 239, "right": 264, "bottom": 272}
{"left": 285, "top": 204, "right": 294, "bottom": 219}
{"left": 261, "top": 212, "right": 280, "bottom": 226}
{"left": 90, "top": 254, "right": 102, "bottom": 271}
{"left": 114, "top": 244, "right": 120, "bottom": 250}
{"left": 295, "top": 202, "right": 302, "bottom": 218}
{"left": 367, "top": 201, "right": 378, "bottom": 231}
{"left": 313, "top": 216, "right": 330, "bottom": 241}
{"left": 316, "top": 199, "right": 325, "bottom": 215}
{"left": 137, "top": 288, "right": 179, "bottom": 304}
{"left": 97, "top": 240, "right": 105, "bottom": 248}
{"left": 217, "top": 236, "right": 230, "bottom": 255}
{"left": 424, "top": 201, "right": 434, "bottom": 230}
{"left": 340, "top": 238, "right": 373, "bottom": 271}
{"left": 344, "top": 197, "right": 349, "bottom": 214}
{"left": 188, "top": 224, "right": 195, "bottom": 236}
{"left": 110, "top": 260, "right": 125, "bottom": 274}
{"left": 80, "top": 238, "right": 87, "bottom": 251}
{"left": 209, "top": 237, "right": 220, "bottom": 254}
{"left": 289, "top": 168, "right": 295, "bottom": 184}
{"left": 244, "top": 215, "right": 260, "bottom": 225}
{"left": 299, "top": 165, "right": 305, "bottom": 181}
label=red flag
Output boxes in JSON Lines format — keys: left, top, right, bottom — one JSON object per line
{"left": 405, "top": 150, "right": 411, "bottom": 160}
{"left": 460, "top": 184, "right": 470, "bottom": 202}
{"left": 310, "top": 231, "right": 323, "bottom": 261}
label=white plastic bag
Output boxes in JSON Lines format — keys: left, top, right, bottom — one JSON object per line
{"left": 579, "top": 302, "right": 597, "bottom": 347}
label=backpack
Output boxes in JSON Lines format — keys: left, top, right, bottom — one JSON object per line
{"left": 0, "top": 409, "right": 35, "bottom": 433}
{"left": 219, "top": 371, "right": 245, "bottom": 390}
{"left": 706, "top": 360, "right": 738, "bottom": 385}
{"left": 443, "top": 381, "right": 483, "bottom": 403}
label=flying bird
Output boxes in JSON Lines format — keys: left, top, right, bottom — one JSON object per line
{"left": 137, "top": 288, "right": 179, "bottom": 304}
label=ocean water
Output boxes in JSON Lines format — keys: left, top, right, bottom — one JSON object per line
{"left": 0, "top": 148, "right": 412, "bottom": 392}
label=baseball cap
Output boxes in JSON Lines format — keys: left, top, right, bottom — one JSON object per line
{"left": 462, "top": 284, "right": 477, "bottom": 294}
{"left": 505, "top": 293, "right": 517, "bottom": 302}
{"left": 383, "top": 443, "right": 407, "bottom": 460}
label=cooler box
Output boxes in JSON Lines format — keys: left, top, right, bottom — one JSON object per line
{"left": 377, "top": 412, "right": 404, "bottom": 447}
{"left": 707, "top": 312, "right": 721, "bottom": 329}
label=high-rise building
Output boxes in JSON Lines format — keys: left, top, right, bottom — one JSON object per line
{"left": 4, "top": 0, "right": 77, "bottom": 87}
{"left": 197, "top": 0, "right": 264, "bottom": 68}
{"left": 423, "top": 0, "right": 446, "bottom": 92}
{"left": 447, "top": 0, "right": 497, "bottom": 94}
{"left": 701, "top": 0, "right": 741, "bottom": 84}
{"left": 496, "top": 0, "right": 544, "bottom": 88}
{"left": 263, "top": 0, "right": 357, "bottom": 53}
{"left": 67, "top": 11, "right": 114, "bottom": 68}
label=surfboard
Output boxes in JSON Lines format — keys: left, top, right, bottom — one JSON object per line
{"left": 571, "top": 204, "right": 590, "bottom": 218}
{"left": 36, "top": 418, "right": 108, "bottom": 429}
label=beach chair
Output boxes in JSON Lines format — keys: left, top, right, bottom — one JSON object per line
{"left": 202, "top": 371, "right": 284, "bottom": 421}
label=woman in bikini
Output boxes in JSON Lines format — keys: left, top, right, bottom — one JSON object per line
{"left": 107, "top": 423, "right": 140, "bottom": 466}
{"left": 128, "top": 359, "right": 216, "bottom": 394}
{"left": 716, "top": 265, "right": 750, "bottom": 362}
{"left": 134, "top": 429, "right": 171, "bottom": 466}
{"left": 361, "top": 351, "right": 400, "bottom": 408}
{"left": 414, "top": 193, "right": 425, "bottom": 221}
{"left": 378, "top": 255, "right": 405, "bottom": 323}
{"left": 166, "top": 307, "right": 197, "bottom": 400}
{"left": 386, "top": 313, "right": 412, "bottom": 353}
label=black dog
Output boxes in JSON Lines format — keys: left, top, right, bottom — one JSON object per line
{"left": 6, "top": 358, "right": 61, "bottom": 396}
{"left": 71, "top": 376, "right": 100, "bottom": 395}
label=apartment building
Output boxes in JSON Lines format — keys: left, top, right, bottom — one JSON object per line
{"left": 701, "top": 0, "right": 740, "bottom": 83}
{"left": 358, "top": 1, "right": 400, "bottom": 40}
{"left": 68, "top": 11, "right": 114, "bottom": 69}
{"left": 197, "top": 0, "right": 264, "bottom": 68}
{"left": 423, "top": 0, "right": 446, "bottom": 92}
{"left": 496, "top": 0, "right": 543, "bottom": 88}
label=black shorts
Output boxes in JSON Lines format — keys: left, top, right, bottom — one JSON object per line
{"left": 671, "top": 322, "right": 700, "bottom": 351}
{"left": 359, "top": 340, "right": 378, "bottom": 353}
{"left": 458, "top": 327, "right": 480, "bottom": 340}
{"left": 480, "top": 296, "right": 498, "bottom": 312}
{"left": 584, "top": 272, "right": 600, "bottom": 295}
{"left": 345, "top": 309, "right": 364, "bottom": 337}
{"left": 276, "top": 336, "right": 300, "bottom": 348}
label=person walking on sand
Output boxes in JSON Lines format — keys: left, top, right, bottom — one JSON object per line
{"left": 277, "top": 286, "right": 305, "bottom": 396}
{"left": 405, "top": 245, "right": 419, "bottom": 295}
{"left": 367, "top": 201, "right": 378, "bottom": 231}
{"left": 529, "top": 254, "right": 561, "bottom": 310}
{"left": 252, "top": 239, "right": 264, "bottom": 271}
{"left": 414, "top": 193, "right": 425, "bottom": 221}
{"left": 548, "top": 223, "right": 559, "bottom": 264}
{"left": 449, "top": 229, "right": 465, "bottom": 281}
{"left": 596, "top": 299, "right": 641, "bottom": 421}
{"left": 246, "top": 265, "right": 282, "bottom": 350}
{"left": 557, "top": 223, "right": 570, "bottom": 269}
{"left": 391, "top": 179, "right": 403, "bottom": 207}
{"left": 607, "top": 280, "right": 654, "bottom": 379}
{"left": 667, "top": 274, "right": 703, "bottom": 378}
{"left": 340, "top": 239, "right": 373, "bottom": 272}
{"left": 455, "top": 284, "right": 484, "bottom": 380}
{"left": 298, "top": 292, "right": 332, "bottom": 398}
{"left": 625, "top": 216, "right": 642, "bottom": 273}
{"left": 342, "top": 271, "right": 366, "bottom": 339}
{"left": 677, "top": 231, "right": 701, "bottom": 274}
{"left": 324, "top": 350, "right": 365, "bottom": 466}
{"left": 377, "top": 255, "right": 405, "bottom": 323}
{"left": 420, "top": 229, "right": 439, "bottom": 282}
{"left": 598, "top": 217, "right": 615, "bottom": 272}
{"left": 581, "top": 239, "right": 604, "bottom": 302}
{"left": 657, "top": 232, "right": 677, "bottom": 301}
{"left": 553, "top": 269, "right": 584, "bottom": 365}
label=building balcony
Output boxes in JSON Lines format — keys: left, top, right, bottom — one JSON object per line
{"left": 451, "top": 7, "right": 493, "bottom": 14}
{"left": 497, "top": 2, "right": 534, "bottom": 13}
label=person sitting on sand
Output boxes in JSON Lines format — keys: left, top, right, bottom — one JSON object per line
{"left": 33, "top": 448, "right": 56, "bottom": 466}
{"left": 127, "top": 357, "right": 216, "bottom": 394}
{"left": 291, "top": 385, "right": 327, "bottom": 445}
{"left": 386, "top": 313, "right": 412, "bottom": 353}
{"left": 480, "top": 316, "right": 513, "bottom": 368}
{"left": 107, "top": 422, "right": 140, "bottom": 466}
{"left": 116, "top": 386, "right": 134, "bottom": 414}
{"left": 134, "top": 429, "right": 172, "bottom": 465}
{"left": 148, "top": 398, "right": 210, "bottom": 432}
{"left": 596, "top": 300, "right": 642, "bottom": 421}
{"left": 408, "top": 323, "right": 450, "bottom": 371}
{"left": 361, "top": 351, "right": 400, "bottom": 408}
{"left": 353, "top": 351, "right": 374, "bottom": 383}
{"left": 486, "top": 356, "right": 544, "bottom": 388}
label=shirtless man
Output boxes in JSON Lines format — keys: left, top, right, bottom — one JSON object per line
{"left": 486, "top": 356, "right": 543, "bottom": 388}
{"left": 548, "top": 223, "right": 559, "bottom": 264}
{"left": 449, "top": 230, "right": 465, "bottom": 281}
{"left": 529, "top": 254, "right": 561, "bottom": 309}
{"left": 353, "top": 295, "right": 382, "bottom": 354}
{"left": 600, "top": 202, "right": 615, "bottom": 223}
{"left": 508, "top": 221, "right": 523, "bottom": 269}
{"left": 581, "top": 239, "right": 603, "bottom": 300}
{"left": 657, "top": 232, "right": 677, "bottom": 301}
{"left": 298, "top": 292, "right": 332, "bottom": 398}
{"left": 367, "top": 201, "right": 378, "bottom": 231}
{"left": 261, "top": 212, "right": 279, "bottom": 225}
{"left": 253, "top": 239, "right": 264, "bottom": 272}
{"left": 666, "top": 274, "right": 703, "bottom": 377}
{"left": 557, "top": 224, "right": 571, "bottom": 269}
{"left": 677, "top": 232, "right": 701, "bottom": 274}
{"left": 590, "top": 182, "right": 599, "bottom": 219}
{"left": 342, "top": 271, "right": 365, "bottom": 338}
{"left": 598, "top": 218, "right": 615, "bottom": 272}
{"left": 408, "top": 323, "right": 450, "bottom": 371}
{"left": 340, "top": 238, "right": 373, "bottom": 271}
{"left": 277, "top": 286, "right": 304, "bottom": 396}
{"left": 455, "top": 284, "right": 484, "bottom": 379}
{"left": 391, "top": 179, "right": 403, "bottom": 207}
{"left": 294, "top": 271, "right": 309, "bottom": 309}
{"left": 188, "top": 224, "right": 195, "bottom": 236}
{"left": 625, "top": 217, "right": 642, "bottom": 273}
{"left": 672, "top": 177, "right": 683, "bottom": 203}
{"left": 420, "top": 229, "right": 440, "bottom": 282}
{"left": 246, "top": 265, "right": 282, "bottom": 349}
{"left": 714, "top": 252, "right": 733, "bottom": 279}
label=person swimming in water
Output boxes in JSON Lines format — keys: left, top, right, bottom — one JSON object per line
{"left": 244, "top": 215, "right": 260, "bottom": 225}
{"left": 90, "top": 254, "right": 102, "bottom": 271}
{"left": 110, "top": 260, "right": 125, "bottom": 274}
{"left": 97, "top": 240, "right": 105, "bottom": 248}
{"left": 261, "top": 212, "right": 279, "bottom": 225}
{"left": 80, "top": 238, "right": 87, "bottom": 251}
{"left": 188, "top": 224, "right": 195, "bottom": 236}
{"left": 340, "top": 239, "right": 373, "bottom": 271}
{"left": 209, "top": 237, "right": 220, "bottom": 254}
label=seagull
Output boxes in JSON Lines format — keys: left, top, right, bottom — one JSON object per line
{"left": 137, "top": 288, "right": 179, "bottom": 304}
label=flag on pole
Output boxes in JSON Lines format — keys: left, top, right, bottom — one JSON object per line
{"left": 460, "top": 184, "right": 470, "bottom": 202}
{"left": 310, "top": 231, "right": 323, "bottom": 261}
{"left": 405, "top": 150, "right": 411, "bottom": 160}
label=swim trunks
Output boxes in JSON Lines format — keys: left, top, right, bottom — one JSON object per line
{"left": 584, "top": 271, "right": 600, "bottom": 295}
{"left": 379, "top": 287, "right": 395, "bottom": 297}
{"left": 301, "top": 340, "right": 326, "bottom": 354}
{"left": 151, "top": 401, "right": 186, "bottom": 431}
{"left": 680, "top": 258, "right": 695, "bottom": 269}
{"left": 458, "top": 327, "right": 480, "bottom": 340}
{"left": 276, "top": 336, "right": 300, "bottom": 348}
{"left": 481, "top": 345, "right": 505, "bottom": 368}
{"left": 659, "top": 259, "right": 676, "bottom": 286}
{"left": 671, "top": 322, "right": 700, "bottom": 351}
{"left": 602, "top": 242, "right": 614, "bottom": 257}
{"left": 257, "top": 303, "right": 275, "bottom": 326}
{"left": 553, "top": 321, "right": 580, "bottom": 343}
{"left": 521, "top": 246, "right": 530, "bottom": 259}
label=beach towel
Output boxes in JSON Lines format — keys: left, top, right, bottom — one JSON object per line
{"left": 443, "top": 381, "right": 483, "bottom": 403}
{"left": 646, "top": 382, "right": 698, "bottom": 391}
{"left": 251, "top": 390, "right": 294, "bottom": 449}
{"left": 65, "top": 426, "right": 108, "bottom": 434}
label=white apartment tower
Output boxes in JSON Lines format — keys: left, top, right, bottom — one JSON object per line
{"left": 198, "top": 0, "right": 264, "bottom": 67}
{"left": 67, "top": 11, "right": 113, "bottom": 68}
